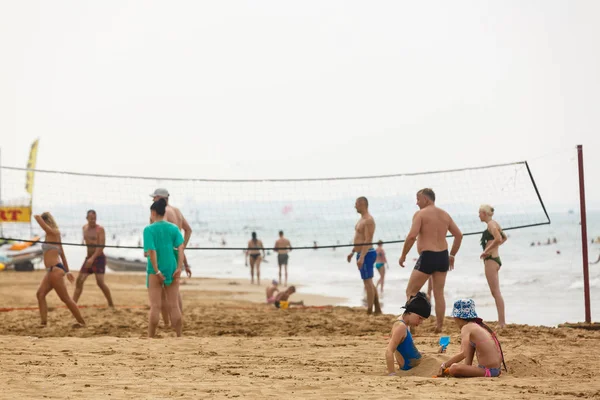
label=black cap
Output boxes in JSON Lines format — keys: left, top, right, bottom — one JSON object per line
{"left": 402, "top": 292, "right": 431, "bottom": 318}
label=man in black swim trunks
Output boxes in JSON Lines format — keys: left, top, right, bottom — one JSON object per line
{"left": 399, "top": 188, "right": 463, "bottom": 333}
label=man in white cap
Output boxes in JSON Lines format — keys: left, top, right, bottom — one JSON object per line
{"left": 150, "top": 188, "right": 193, "bottom": 327}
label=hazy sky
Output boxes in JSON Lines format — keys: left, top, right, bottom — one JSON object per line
{"left": 1, "top": 1, "right": 599, "bottom": 211}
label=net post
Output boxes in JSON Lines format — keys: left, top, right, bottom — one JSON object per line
{"left": 577, "top": 145, "right": 591, "bottom": 324}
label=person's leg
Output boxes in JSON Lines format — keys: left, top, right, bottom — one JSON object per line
{"left": 431, "top": 271, "right": 448, "bottom": 333}
{"left": 448, "top": 364, "right": 486, "bottom": 377}
{"left": 164, "top": 281, "right": 182, "bottom": 337}
{"left": 363, "top": 278, "right": 374, "bottom": 313}
{"left": 249, "top": 258, "right": 255, "bottom": 284}
{"left": 256, "top": 258, "right": 261, "bottom": 285}
{"left": 51, "top": 270, "right": 86, "bottom": 325}
{"left": 147, "top": 275, "right": 163, "bottom": 338}
{"left": 405, "top": 269, "right": 430, "bottom": 300}
{"left": 94, "top": 274, "right": 114, "bottom": 307}
{"left": 484, "top": 260, "right": 506, "bottom": 328}
{"left": 178, "top": 291, "right": 183, "bottom": 317}
{"left": 427, "top": 277, "right": 433, "bottom": 301}
{"left": 284, "top": 264, "right": 288, "bottom": 287}
{"left": 371, "top": 278, "right": 382, "bottom": 314}
{"left": 375, "top": 267, "right": 383, "bottom": 291}
{"left": 160, "top": 289, "right": 170, "bottom": 327}
{"left": 278, "top": 264, "right": 282, "bottom": 285}
{"left": 380, "top": 266, "right": 386, "bottom": 293}
{"left": 36, "top": 272, "right": 53, "bottom": 325}
{"left": 72, "top": 271, "right": 90, "bottom": 303}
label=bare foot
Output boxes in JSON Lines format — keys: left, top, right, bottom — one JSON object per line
{"left": 72, "top": 323, "right": 85, "bottom": 329}
{"left": 434, "top": 327, "right": 442, "bottom": 334}
{"left": 40, "top": 322, "right": 47, "bottom": 327}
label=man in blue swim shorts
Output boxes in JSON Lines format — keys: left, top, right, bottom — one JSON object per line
{"left": 347, "top": 196, "right": 381, "bottom": 315}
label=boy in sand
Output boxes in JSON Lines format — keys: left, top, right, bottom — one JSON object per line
{"left": 385, "top": 292, "right": 431, "bottom": 376}
{"left": 439, "top": 299, "right": 507, "bottom": 378}
{"left": 273, "top": 286, "right": 304, "bottom": 308}
{"left": 266, "top": 280, "right": 279, "bottom": 304}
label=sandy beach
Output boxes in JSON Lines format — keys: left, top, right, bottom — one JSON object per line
{"left": 1, "top": 271, "right": 600, "bottom": 399}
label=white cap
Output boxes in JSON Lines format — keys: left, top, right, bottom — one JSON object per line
{"left": 150, "top": 188, "right": 169, "bottom": 198}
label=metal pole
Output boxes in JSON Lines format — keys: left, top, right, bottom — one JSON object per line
{"left": 577, "top": 144, "right": 591, "bottom": 323}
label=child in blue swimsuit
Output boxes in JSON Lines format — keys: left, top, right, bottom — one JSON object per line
{"left": 385, "top": 292, "right": 431, "bottom": 375}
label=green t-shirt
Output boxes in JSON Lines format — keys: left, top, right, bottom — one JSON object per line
{"left": 143, "top": 220, "right": 184, "bottom": 286}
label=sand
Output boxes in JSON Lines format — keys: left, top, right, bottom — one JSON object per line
{"left": 1, "top": 271, "right": 600, "bottom": 399}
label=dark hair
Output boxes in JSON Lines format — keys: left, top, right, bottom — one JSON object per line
{"left": 357, "top": 196, "right": 369, "bottom": 207}
{"left": 150, "top": 198, "right": 167, "bottom": 216}
{"left": 418, "top": 188, "right": 435, "bottom": 202}
{"left": 279, "top": 230, "right": 284, "bottom": 236}
{"left": 251, "top": 231, "right": 257, "bottom": 244}
{"left": 87, "top": 209, "right": 96, "bottom": 216}
{"left": 377, "top": 240, "right": 383, "bottom": 246}
{"left": 465, "top": 318, "right": 508, "bottom": 372}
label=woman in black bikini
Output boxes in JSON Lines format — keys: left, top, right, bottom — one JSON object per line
{"left": 245, "top": 232, "right": 265, "bottom": 285}
{"left": 35, "top": 213, "right": 86, "bottom": 326}
{"left": 479, "top": 205, "right": 507, "bottom": 328}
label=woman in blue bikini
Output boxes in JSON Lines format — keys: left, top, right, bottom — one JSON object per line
{"left": 34, "top": 213, "right": 86, "bottom": 327}
{"left": 385, "top": 292, "right": 431, "bottom": 375}
{"left": 479, "top": 204, "right": 507, "bottom": 328}
{"left": 440, "top": 299, "right": 507, "bottom": 378}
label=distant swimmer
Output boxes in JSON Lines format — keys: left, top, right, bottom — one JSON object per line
{"left": 34, "top": 213, "right": 86, "bottom": 327}
{"left": 375, "top": 240, "right": 388, "bottom": 293}
{"left": 151, "top": 188, "right": 192, "bottom": 327}
{"left": 266, "top": 280, "right": 280, "bottom": 304}
{"left": 479, "top": 204, "right": 507, "bottom": 329}
{"left": 347, "top": 196, "right": 381, "bottom": 315}
{"left": 246, "top": 232, "right": 265, "bottom": 285}
{"left": 399, "top": 188, "right": 463, "bottom": 333}
{"left": 385, "top": 293, "right": 431, "bottom": 376}
{"left": 274, "top": 231, "right": 292, "bottom": 286}
{"left": 73, "top": 210, "right": 114, "bottom": 308}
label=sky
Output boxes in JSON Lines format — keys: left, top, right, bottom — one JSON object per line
{"left": 1, "top": 0, "right": 599, "bottom": 212}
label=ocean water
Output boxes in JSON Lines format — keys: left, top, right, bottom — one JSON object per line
{"left": 5, "top": 211, "right": 600, "bottom": 327}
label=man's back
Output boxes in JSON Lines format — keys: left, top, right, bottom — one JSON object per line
{"left": 165, "top": 205, "right": 183, "bottom": 230}
{"left": 417, "top": 206, "right": 451, "bottom": 252}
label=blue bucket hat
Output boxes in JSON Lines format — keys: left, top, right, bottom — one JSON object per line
{"left": 451, "top": 299, "right": 478, "bottom": 319}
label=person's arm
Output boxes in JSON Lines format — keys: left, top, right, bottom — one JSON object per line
{"left": 447, "top": 217, "right": 463, "bottom": 270}
{"left": 34, "top": 215, "right": 58, "bottom": 236}
{"left": 385, "top": 324, "right": 406, "bottom": 375}
{"left": 400, "top": 213, "right": 421, "bottom": 267}
{"left": 180, "top": 215, "right": 192, "bottom": 249}
{"left": 273, "top": 241, "right": 279, "bottom": 253}
{"left": 174, "top": 229, "right": 184, "bottom": 277}
{"left": 440, "top": 327, "right": 469, "bottom": 373}
{"left": 288, "top": 240, "right": 292, "bottom": 252}
{"left": 174, "top": 243, "right": 184, "bottom": 278}
{"left": 261, "top": 241, "right": 266, "bottom": 258}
